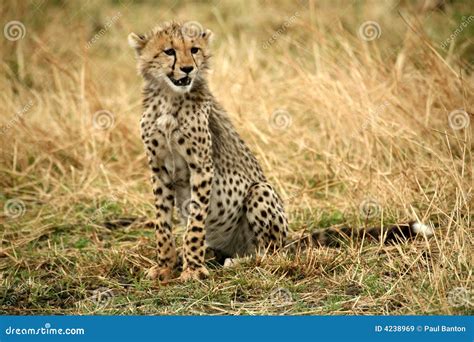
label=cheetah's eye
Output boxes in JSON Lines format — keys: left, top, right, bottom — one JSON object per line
{"left": 164, "top": 48, "right": 175, "bottom": 56}
{"left": 190, "top": 47, "right": 199, "bottom": 54}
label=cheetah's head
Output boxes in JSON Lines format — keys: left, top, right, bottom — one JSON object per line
{"left": 128, "top": 21, "right": 213, "bottom": 93}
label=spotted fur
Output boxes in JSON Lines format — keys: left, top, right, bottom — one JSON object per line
{"left": 129, "top": 22, "right": 288, "bottom": 281}
{"left": 128, "top": 21, "right": 433, "bottom": 281}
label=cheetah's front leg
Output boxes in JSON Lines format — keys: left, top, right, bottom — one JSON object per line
{"left": 147, "top": 163, "right": 177, "bottom": 282}
{"left": 179, "top": 158, "right": 213, "bottom": 281}
{"left": 172, "top": 126, "right": 213, "bottom": 281}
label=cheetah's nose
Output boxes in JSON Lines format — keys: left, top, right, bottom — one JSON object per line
{"left": 180, "top": 66, "right": 194, "bottom": 74}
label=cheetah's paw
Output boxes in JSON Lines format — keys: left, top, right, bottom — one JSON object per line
{"left": 179, "top": 266, "right": 209, "bottom": 281}
{"left": 223, "top": 258, "right": 237, "bottom": 268}
{"left": 146, "top": 265, "right": 173, "bottom": 282}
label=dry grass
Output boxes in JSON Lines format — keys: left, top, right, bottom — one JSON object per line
{"left": 0, "top": 0, "right": 472, "bottom": 315}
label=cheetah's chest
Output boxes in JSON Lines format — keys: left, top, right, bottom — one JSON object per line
{"left": 154, "top": 113, "right": 179, "bottom": 141}
{"left": 153, "top": 114, "right": 189, "bottom": 183}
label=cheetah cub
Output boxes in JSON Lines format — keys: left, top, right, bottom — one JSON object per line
{"left": 129, "top": 22, "right": 288, "bottom": 281}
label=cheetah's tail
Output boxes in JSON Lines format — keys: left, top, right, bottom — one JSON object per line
{"left": 289, "top": 221, "right": 434, "bottom": 248}
{"left": 102, "top": 216, "right": 150, "bottom": 229}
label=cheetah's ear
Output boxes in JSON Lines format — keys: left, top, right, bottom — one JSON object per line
{"left": 128, "top": 32, "right": 147, "bottom": 54}
{"left": 201, "top": 29, "right": 214, "bottom": 43}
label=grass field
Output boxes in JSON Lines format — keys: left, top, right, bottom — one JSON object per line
{"left": 1, "top": 0, "right": 472, "bottom": 315}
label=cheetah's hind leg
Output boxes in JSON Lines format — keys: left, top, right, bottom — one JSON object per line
{"left": 243, "top": 183, "right": 289, "bottom": 254}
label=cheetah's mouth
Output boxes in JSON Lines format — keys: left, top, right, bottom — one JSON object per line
{"left": 169, "top": 76, "right": 192, "bottom": 87}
